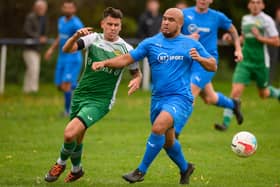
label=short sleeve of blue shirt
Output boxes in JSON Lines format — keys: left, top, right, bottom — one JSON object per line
{"left": 217, "top": 11, "right": 232, "bottom": 30}
{"left": 129, "top": 39, "right": 149, "bottom": 62}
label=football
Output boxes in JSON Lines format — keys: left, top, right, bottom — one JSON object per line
{"left": 231, "top": 131, "right": 257, "bottom": 157}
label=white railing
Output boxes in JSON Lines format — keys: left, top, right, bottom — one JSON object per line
{"left": 0, "top": 38, "right": 229, "bottom": 94}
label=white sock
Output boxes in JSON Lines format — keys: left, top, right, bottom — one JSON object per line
{"left": 71, "top": 165, "right": 82, "bottom": 173}
{"left": 57, "top": 158, "right": 66, "bottom": 166}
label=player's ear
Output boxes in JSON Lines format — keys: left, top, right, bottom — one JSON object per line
{"left": 261, "top": 1, "right": 265, "bottom": 10}
{"left": 100, "top": 19, "right": 104, "bottom": 29}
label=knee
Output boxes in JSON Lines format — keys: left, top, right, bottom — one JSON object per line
{"left": 202, "top": 96, "right": 215, "bottom": 105}
{"left": 64, "top": 129, "right": 76, "bottom": 142}
{"left": 259, "top": 89, "right": 269, "bottom": 99}
{"left": 151, "top": 125, "right": 166, "bottom": 135}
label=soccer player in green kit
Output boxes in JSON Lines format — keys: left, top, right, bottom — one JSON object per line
{"left": 44, "top": 7, "right": 142, "bottom": 182}
{"left": 215, "top": 0, "right": 280, "bottom": 131}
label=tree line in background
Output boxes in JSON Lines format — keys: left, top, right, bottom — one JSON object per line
{"left": 0, "top": 0, "right": 279, "bottom": 84}
{"left": 1, "top": 0, "right": 280, "bottom": 38}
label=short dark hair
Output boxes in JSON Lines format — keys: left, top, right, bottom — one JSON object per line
{"left": 103, "top": 7, "right": 123, "bottom": 19}
{"left": 63, "top": 0, "right": 77, "bottom": 6}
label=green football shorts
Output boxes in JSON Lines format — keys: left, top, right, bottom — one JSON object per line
{"left": 233, "top": 62, "right": 269, "bottom": 89}
{"left": 70, "top": 99, "right": 110, "bottom": 128}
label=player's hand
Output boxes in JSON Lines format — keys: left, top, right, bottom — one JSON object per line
{"left": 44, "top": 48, "right": 53, "bottom": 61}
{"left": 39, "top": 36, "right": 48, "bottom": 44}
{"left": 128, "top": 77, "right": 141, "bottom": 96}
{"left": 75, "top": 27, "right": 93, "bottom": 38}
{"left": 189, "top": 32, "right": 200, "bottom": 40}
{"left": 234, "top": 50, "right": 243, "bottom": 62}
{"left": 222, "top": 33, "right": 233, "bottom": 43}
{"left": 251, "top": 27, "right": 260, "bottom": 39}
{"left": 189, "top": 48, "right": 201, "bottom": 61}
{"left": 92, "top": 62, "right": 104, "bottom": 71}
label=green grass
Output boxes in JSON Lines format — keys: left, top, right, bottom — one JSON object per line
{"left": 0, "top": 82, "right": 279, "bottom": 187}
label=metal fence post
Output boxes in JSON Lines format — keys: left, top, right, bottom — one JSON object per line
{"left": 142, "top": 57, "right": 150, "bottom": 91}
{"left": 0, "top": 45, "right": 7, "bottom": 94}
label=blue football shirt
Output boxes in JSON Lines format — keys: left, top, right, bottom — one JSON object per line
{"left": 58, "top": 16, "right": 84, "bottom": 58}
{"left": 130, "top": 33, "right": 211, "bottom": 101}
{"left": 181, "top": 7, "right": 232, "bottom": 60}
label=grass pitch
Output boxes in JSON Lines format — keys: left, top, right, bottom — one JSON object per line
{"left": 0, "top": 82, "right": 279, "bottom": 187}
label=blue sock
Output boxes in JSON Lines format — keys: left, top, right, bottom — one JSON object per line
{"left": 64, "top": 91, "right": 72, "bottom": 114}
{"left": 138, "top": 133, "right": 165, "bottom": 173}
{"left": 216, "top": 92, "right": 234, "bottom": 109}
{"left": 165, "top": 139, "right": 188, "bottom": 172}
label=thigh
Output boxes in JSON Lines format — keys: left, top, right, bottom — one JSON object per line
{"left": 152, "top": 111, "right": 174, "bottom": 134}
{"left": 161, "top": 96, "right": 193, "bottom": 132}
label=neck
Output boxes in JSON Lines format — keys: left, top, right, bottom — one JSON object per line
{"left": 195, "top": 7, "right": 208, "bottom": 13}
{"left": 105, "top": 36, "right": 119, "bottom": 42}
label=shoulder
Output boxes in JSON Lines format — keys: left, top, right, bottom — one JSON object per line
{"left": 208, "top": 8, "right": 227, "bottom": 18}
{"left": 182, "top": 7, "right": 195, "bottom": 14}
{"left": 26, "top": 12, "right": 36, "bottom": 20}
{"left": 143, "top": 33, "right": 162, "bottom": 44}
{"left": 72, "top": 16, "right": 83, "bottom": 24}
{"left": 180, "top": 34, "right": 199, "bottom": 44}
{"left": 58, "top": 16, "right": 64, "bottom": 22}
{"left": 118, "top": 37, "right": 134, "bottom": 51}
{"left": 260, "top": 12, "right": 274, "bottom": 23}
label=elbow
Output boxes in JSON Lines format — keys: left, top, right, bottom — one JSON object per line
{"left": 62, "top": 46, "right": 69, "bottom": 53}
{"left": 207, "top": 58, "right": 217, "bottom": 72}
{"left": 207, "top": 64, "right": 217, "bottom": 72}
{"left": 276, "top": 38, "right": 280, "bottom": 47}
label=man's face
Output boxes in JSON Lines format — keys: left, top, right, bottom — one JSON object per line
{"left": 34, "top": 2, "right": 47, "bottom": 16}
{"left": 147, "top": 1, "right": 160, "bottom": 13}
{"left": 196, "top": 0, "right": 213, "bottom": 10}
{"left": 275, "top": 9, "right": 280, "bottom": 22}
{"left": 161, "top": 10, "right": 181, "bottom": 38}
{"left": 101, "top": 16, "right": 122, "bottom": 42}
{"left": 62, "top": 2, "right": 76, "bottom": 18}
{"left": 248, "top": 0, "right": 264, "bottom": 15}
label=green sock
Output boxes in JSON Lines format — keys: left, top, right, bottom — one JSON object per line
{"left": 223, "top": 109, "right": 233, "bottom": 127}
{"left": 60, "top": 141, "right": 77, "bottom": 161}
{"left": 268, "top": 86, "right": 280, "bottom": 99}
{"left": 70, "top": 144, "right": 83, "bottom": 167}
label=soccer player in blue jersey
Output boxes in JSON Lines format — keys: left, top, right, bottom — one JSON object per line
{"left": 92, "top": 8, "right": 216, "bottom": 185}
{"left": 45, "top": 0, "right": 84, "bottom": 116}
{"left": 180, "top": 0, "right": 244, "bottom": 133}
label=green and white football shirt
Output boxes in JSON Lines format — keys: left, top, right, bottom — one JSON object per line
{"left": 72, "top": 33, "right": 138, "bottom": 110}
{"left": 241, "top": 12, "right": 279, "bottom": 68}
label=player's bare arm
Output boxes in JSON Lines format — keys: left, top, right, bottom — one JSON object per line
{"left": 128, "top": 69, "right": 142, "bottom": 96}
{"left": 92, "top": 53, "right": 134, "bottom": 70}
{"left": 228, "top": 25, "right": 243, "bottom": 62}
{"left": 63, "top": 27, "right": 93, "bottom": 53}
{"left": 251, "top": 27, "right": 280, "bottom": 47}
{"left": 189, "top": 48, "right": 217, "bottom": 72}
{"left": 44, "top": 36, "right": 59, "bottom": 61}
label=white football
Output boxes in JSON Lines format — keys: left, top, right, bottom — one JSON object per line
{"left": 231, "top": 131, "right": 257, "bottom": 157}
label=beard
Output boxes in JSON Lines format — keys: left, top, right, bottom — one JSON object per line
{"left": 161, "top": 26, "right": 179, "bottom": 38}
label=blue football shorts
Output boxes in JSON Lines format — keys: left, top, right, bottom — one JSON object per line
{"left": 191, "top": 60, "right": 216, "bottom": 89}
{"left": 150, "top": 95, "right": 193, "bottom": 134}
{"left": 55, "top": 55, "right": 83, "bottom": 87}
